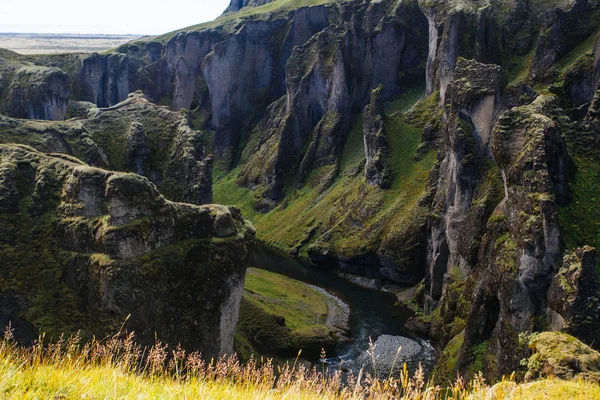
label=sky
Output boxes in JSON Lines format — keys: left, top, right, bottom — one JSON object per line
{"left": 0, "top": 0, "right": 231, "bottom": 35}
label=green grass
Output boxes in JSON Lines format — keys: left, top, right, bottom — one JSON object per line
{"left": 559, "top": 155, "right": 600, "bottom": 263}
{"left": 243, "top": 268, "right": 328, "bottom": 333}
{"left": 214, "top": 107, "right": 436, "bottom": 260}
{"left": 554, "top": 32, "right": 598, "bottom": 74}
{"left": 384, "top": 88, "right": 426, "bottom": 115}
{"left": 235, "top": 268, "right": 339, "bottom": 361}
{"left": 505, "top": 50, "right": 534, "bottom": 86}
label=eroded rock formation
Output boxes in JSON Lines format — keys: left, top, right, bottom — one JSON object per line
{"left": 0, "top": 144, "right": 255, "bottom": 357}
{"left": 363, "top": 85, "right": 391, "bottom": 188}
{"left": 0, "top": 92, "right": 213, "bottom": 205}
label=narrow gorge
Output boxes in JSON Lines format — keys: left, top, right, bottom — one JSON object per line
{"left": 1, "top": 0, "right": 600, "bottom": 386}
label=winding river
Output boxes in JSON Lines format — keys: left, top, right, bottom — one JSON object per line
{"left": 250, "top": 244, "right": 436, "bottom": 374}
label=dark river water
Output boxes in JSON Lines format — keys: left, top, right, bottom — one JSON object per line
{"left": 250, "top": 243, "right": 435, "bottom": 372}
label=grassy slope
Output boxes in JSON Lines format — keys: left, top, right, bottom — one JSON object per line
{"left": 243, "top": 268, "right": 329, "bottom": 334}
{"left": 214, "top": 93, "right": 437, "bottom": 257}
{"left": 154, "top": 0, "right": 337, "bottom": 42}
{"left": 559, "top": 155, "right": 600, "bottom": 260}
{"left": 235, "top": 268, "right": 338, "bottom": 360}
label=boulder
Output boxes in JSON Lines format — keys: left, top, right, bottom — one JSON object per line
{"left": 356, "top": 334, "right": 435, "bottom": 378}
{"left": 525, "top": 332, "right": 600, "bottom": 382}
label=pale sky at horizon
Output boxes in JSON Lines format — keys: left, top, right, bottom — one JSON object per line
{"left": 0, "top": 0, "right": 231, "bottom": 35}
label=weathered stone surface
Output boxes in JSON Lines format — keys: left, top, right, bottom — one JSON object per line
{"left": 424, "top": 58, "right": 504, "bottom": 312}
{"left": 237, "top": 0, "right": 427, "bottom": 207}
{"left": 531, "top": 0, "right": 595, "bottom": 78}
{"left": 363, "top": 85, "right": 391, "bottom": 188}
{"left": 525, "top": 332, "right": 600, "bottom": 382}
{"left": 356, "top": 335, "right": 436, "bottom": 378}
{"left": 5, "top": 66, "right": 70, "bottom": 120}
{"left": 548, "top": 246, "right": 600, "bottom": 348}
{"left": 0, "top": 144, "right": 255, "bottom": 358}
{"left": 459, "top": 94, "right": 569, "bottom": 378}
{"left": 418, "top": 0, "right": 501, "bottom": 103}
{"left": 0, "top": 91, "right": 213, "bottom": 205}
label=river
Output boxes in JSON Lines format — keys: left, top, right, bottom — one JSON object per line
{"left": 250, "top": 243, "right": 436, "bottom": 375}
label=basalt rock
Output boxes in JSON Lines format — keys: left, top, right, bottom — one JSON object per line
{"left": 424, "top": 58, "right": 504, "bottom": 313}
{"left": 0, "top": 144, "right": 255, "bottom": 358}
{"left": 459, "top": 94, "right": 569, "bottom": 378}
{"left": 166, "top": 30, "right": 223, "bottom": 112}
{"left": 531, "top": 0, "right": 597, "bottom": 79}
{"left": 237, "top": 0, "right": 427, "bottom": 206}
{"left": 363, "top": 85, "right": 392, "bottom": 188}
{"left": 201, "top": 8, "right": 329, "bottom": 160}
{"left": 418, "top": 0, "right": 501, "bottom": 103}
{"left": 548, "top": 246, "right": 600, "bottom": 348}
{"left": 5, "top": 66, "right": 70, "bottom": 121}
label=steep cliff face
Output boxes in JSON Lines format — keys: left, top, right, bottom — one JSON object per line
{"left": 0, "top": 144, "right": 255, "bottom": 357}
{"left": 363, "top": 85, "right": 391, "bottom": 188}
{"left": 424, "top": 58, "right": 505, "bottom": 313}
{"left": 548, "top": 246, "right": 600, "bottom": 347}
{"left": 418, "top": 0, "right": 501, "bottom": 102}
{"left": 0, "top": 92, "right": 213, "bottom": 205}
{"left": 0, "top": 51, "right": 71, "bottom": 121}
{"left": 458, "top": 94, "right": 569, "bottom": 377}
{"left": 236, "top": 0, "right": 427, "bottom": 206}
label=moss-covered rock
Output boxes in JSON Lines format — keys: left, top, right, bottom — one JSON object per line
{"left": 4, "top": 65, "right": 70, "bottom": 121}
{"left": 525, "top": 332, "right": 600, "bottom": 382}
{"left": 0, "top": 144, "right": 255, "bottom": 358}
{"left": 235, "top": 268, "right": 346, "bottom": 361}
{"left": 458, "top": 94, "right": 569, "bottom": 380}
{"left": 0, "top": 92, "right": 213, "bottom": 205}
{"left": 363, "top": 85, "right": 392, "bottom": 188}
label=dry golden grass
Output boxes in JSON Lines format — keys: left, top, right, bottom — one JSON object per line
{"left": 0, "top": 326, "right": 599, "bottom": 399}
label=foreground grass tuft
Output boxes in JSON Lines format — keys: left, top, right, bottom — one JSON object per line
{"left": 1, "top": 329, "right": 599, "bottom": 399}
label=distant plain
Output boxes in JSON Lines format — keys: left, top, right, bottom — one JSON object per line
{"left": 0, "top": 33, "right": 142, "bottom": 54}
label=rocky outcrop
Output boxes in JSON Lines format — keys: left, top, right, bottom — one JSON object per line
{"left": 459, "top": 94, "right": 569, "bottom": 377}
{"left": 525, "top": 332, "right": 600, "bottom": 382}
{"left": 424, "top": 58, "right": 504, "bottom": 312}
{"left": 363, "top": 85, "right": 391, "bottom": 188}
{"left": 548, "top": 246, "right": 600, "bottom": 348}
{"left": 418, "top": 0, "right": 501, "bottom": 103}
{"left": 0, "top": 144, "right": 255, "bottom": 357}
{"left": 77, "top": 53, "right": 133, "bottom": 108}
{"left": 5, "top": 66, "right": 70, "bottom": 120}
{"left": 0, "top": 92, "right": 214, "bottom": 205}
